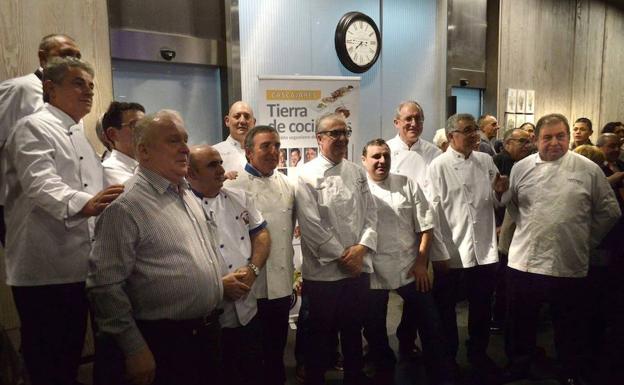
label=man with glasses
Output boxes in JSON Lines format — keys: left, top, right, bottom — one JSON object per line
{"left": 295, "top": 112, "right": 377, "bottom": 385}
{"left": 503, "top": 114, "right": 620, "bottom": 385}
{"left": 424, "top": 113, "right": 508, "bottom": 381}
{"left": 494, "top": 129, "right": 532, "bottom": 176}
{"left": 387, "top": 101, "right": 441, "bottom": 166}
{"left": 101, "top": 101, "right": 146, "bottom": 186}
{"left": 386, "top": 101, "right": 449, "bottom": 359}
{"left": 490, "top": 128, "right": 532, "bottom": 332}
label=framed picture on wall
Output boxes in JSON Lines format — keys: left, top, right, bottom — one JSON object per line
{"left": 515, "top": 114, "right": 526, "bottom": 128}
{"left": 506, "top": 89, "right": 517, "bottom": 112}
{"left": 516, "top": 90, "right": 526, "bottom": 113}
{"left": 526, "top": 90, "right": 535, "bottom": 114}
{"left": 524, "top": 114, "right": 535, "bottom": 124}
{"left": 505, "top": 113, "right": 516, "bottom": 129}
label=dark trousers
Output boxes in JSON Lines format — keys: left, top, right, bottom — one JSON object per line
{"left": 295, "top": 293, "right": 339, "bottom": 366}
{"left": 12, "top": 282, "right": 88, "bottom": 385}
{"left": 303, "top": 274, "right": 369, "bottom": 385}
{"left": 363, "top": 284, "right": 454, "bottom": 382}
{"left": 136, "top": 315, "right": 223, "bottom": 385}
{"left": 221, "top": 316, "right": 264, "bottom": 385}
{"left": 505, "top": 267, "right": 586, "bottom": 379}
{"left": 257, "top": 296, "right": 291, "bottom": 385}
{"left": 432, "top": 264, "right": 498, "bottom": 360}
{"left": 491, "top": 253, "right": 508, "bottom": 325}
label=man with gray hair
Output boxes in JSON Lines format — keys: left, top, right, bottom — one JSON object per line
{"left": 226, "top": 125, "right": 296, "bottom": 385}
{"left": 503, "top": 113, "right": 620, "bottom": 385}
{"left": 3, "top": 56, "right": 123, "bottom": 385}
{"left": 296, "top": 112, "right": 377, "bottom": 385}
{"left": 387, "top": 100, "right": 442, "bottom": 166}
{"left": 425, "top": 113, "right": 508, "bottom": 380}
{"left": 0, "top": 33, "right": 82, "bottom": 244}
{"left": 88, "top": 110, "right": 226, "bottom": 385}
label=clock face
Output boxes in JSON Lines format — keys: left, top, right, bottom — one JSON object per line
{"left": 345, "top": 21, "right": 379, "bottom": 67}
{"left": 335, "top": 12, "right": 381, "bottom": 73}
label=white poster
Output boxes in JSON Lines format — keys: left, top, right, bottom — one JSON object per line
{"left": 506, "top": 88, "right": 517, "bottom": 113}
{"left": 525, "top": 90, "right": 535, "bottom": 114}
{"left": 257, "top": 75, "right": 361, "bottom": 176}
{"left": 516, "top": 89, "right": 527, "bottom": 113}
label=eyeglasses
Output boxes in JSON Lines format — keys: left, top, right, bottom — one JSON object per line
{"left": 452, "top": 127, "right": 478, "bottom": 135}
{"left": 508, "top": 138, "right": 530, "bottom": 145}
{"left": 318, "top": 129, "right": 352, "bottom": 139}
{"left": 399, "top": 116, "right": 424, "bottom": 124}
{"left": 121, "top": 120, "right": 139, "bottom": 129}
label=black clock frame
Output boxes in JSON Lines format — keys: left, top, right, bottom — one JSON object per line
{"left": 334, "top": 11, "right": 382, "bottom": 73}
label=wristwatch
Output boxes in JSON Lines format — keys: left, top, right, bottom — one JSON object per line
{"left": 247, "top": 262, "right": 260, "bottom": 277}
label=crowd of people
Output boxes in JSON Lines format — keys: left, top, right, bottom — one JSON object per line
{"left": 1, "top": 34, "right": 623, "bottom": 385}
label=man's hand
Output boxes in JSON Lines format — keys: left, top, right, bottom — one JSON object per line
{"left": 125, "top": 345, "right": 156, "bottom": 385}
{"left": 233, "top": 266, "right": 256, "bottom": 287}
{"left": 408, "top": 260, "right": 431, "bottom": 293}
{"left": 492, "top": 173, "right": 509, "bottom": 197}
{"left": 222, "top": 271, "right": 250, "bottom": 301}
{"left": 340, "top": 244, "right": 367, "bottom": 277}
{"left": 81, "top": 185, "right": 124, "bottom": 216}
{"left": 432, "top": 260, "right": 450, "bottom": 275}
{"left": 224, "top": 170, "right": 239, "bottom": 180}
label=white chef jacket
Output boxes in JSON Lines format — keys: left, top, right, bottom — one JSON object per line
{"left": 102, "top": 149, "right": 138, "bottom": 186}
{"left": 388, "top": 142, "right": 450, "bottom": 263}
{"left": 424, "top": 147, "right": 501, "bottom": 268}
{"left": 200, "top": 187, "right": 266, "bottom": 328}
{"left": 225, "top": 164, "right": 296, "bottom": 300}
{"left": 0, "top": 71, "right": 44, "bottom": 205}
{"left": 387, "top": 134, "right": 442, "bottom": 165}
{"left": 503, "top": 151, "right": 620, "bottom": 277}
{"left": 295, "top": 156, "right": 377, "bottom": 281}
{"left": 368, "top": 174, "right": 434, "bottom": 290}
{"left": 213, "top": 135, "right": 246, "bottom": 173}
{"left": 3, "top": 104, "right": 103, "bottom": 285}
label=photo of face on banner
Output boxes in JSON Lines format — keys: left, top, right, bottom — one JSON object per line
{"left": 289, "top": 148, "right": 302, "bottom": 167}
{"left": 304, "top": 147, "right": 318, "bottom": 163}
{"left": 278, "top": 148, "right": 287, "bottom": 168}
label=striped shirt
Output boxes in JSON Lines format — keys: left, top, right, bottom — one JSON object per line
{"left": 87, "top": 166, "right": 224, "bottom": 355}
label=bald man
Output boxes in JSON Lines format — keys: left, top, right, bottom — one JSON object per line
{"left": 213, "top": 101, "right": 256, "bottom": 178}
{"left": 188, "top": 144, "right": 270, "bottom": 385}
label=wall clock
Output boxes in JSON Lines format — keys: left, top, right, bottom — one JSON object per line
{"left": 335, "top": 11, "right": 382, "bottom": 73}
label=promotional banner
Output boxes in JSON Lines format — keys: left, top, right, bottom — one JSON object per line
{"left": 257, "top": 75, "right": 361, "bottom": 176}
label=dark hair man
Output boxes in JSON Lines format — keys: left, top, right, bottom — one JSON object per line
{"left": 226, "top": 125, "right": 297, "bottom": 385}
{"left": 503, "top": 113, "right": 620, "bottom": 384}
{"left": 101, "top": 101, "right": 146, "bottom": 185}
{"left": 571, "top": 117, "right": 593, "bottom": 149}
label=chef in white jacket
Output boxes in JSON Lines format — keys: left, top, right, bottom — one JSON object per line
{"left": 295, "top": 112, "right": 377, "bottom": 385}
{"left": 424, "top": 113, "right": 508, "bottom": 377}
{"left": 502, "top": 113, "right": 620, "bottom": 384}
{"left": 361, "top": 138, "right": 455, "bottom": 385}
